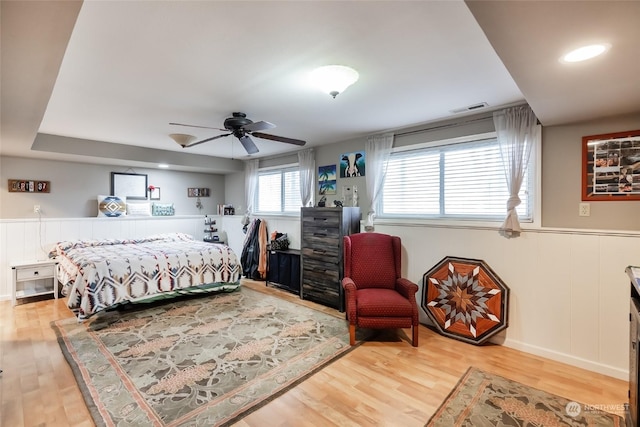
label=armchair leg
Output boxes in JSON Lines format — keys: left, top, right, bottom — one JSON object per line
{"left": 412, "top": 325, "right": 419, "bottom": 347}
{"left": 349, "top": 324, "right": 356, "bottom": 346}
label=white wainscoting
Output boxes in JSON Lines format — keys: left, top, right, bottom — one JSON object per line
{"left": 0, "top": 216, "right": 208, "bottom": 301}
{"left": 373, "top": 223, "right": 638, "bottom": 381}
{"left": 1, "top": 215, "right": 636, "bottom": 379}
{"left": 227, "top": 216, "right": 637, "bottom": 380}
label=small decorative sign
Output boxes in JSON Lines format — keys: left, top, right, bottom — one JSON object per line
{"left": 8, "top": 179, "right": 51, "bottom": 193}
{"left": 188, "top": 188, "right": 210, "bottom": 197}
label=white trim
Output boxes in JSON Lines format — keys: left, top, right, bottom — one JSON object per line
{"left": 372, "top": 218, "right": 640, "bottom": 237}
{"left": 257, "top": 162, "right": 298, "bottom": 172}
{"left": 392, "top": 131, "right": 496, "bottom": 152}
{"left": 0, "top": 215, "right": 207, "bottom": 224}
{"left": 497, "top": 337, "right": 628, "bottom": 380}
{"left": 532, "top": 125, "right": 543, "bottom": 228}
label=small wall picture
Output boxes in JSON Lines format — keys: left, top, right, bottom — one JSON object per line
{"left": 188, "top": 188, "right": 210, "bottom": 197}
{"left": 318, "top": 165, "right": 337, "bottom": 195}
{"left": 340, "top": 151, "right": 365, "bottom": 178}
{"left": 149, "top": 186, "right": 160, "bottom": 200}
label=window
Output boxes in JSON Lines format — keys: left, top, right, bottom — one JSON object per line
{"left": 255, "top": 165, "right": 302, "bottom": 214}
{"left": 380, "top": 134, "right": 535, "bottom": 221}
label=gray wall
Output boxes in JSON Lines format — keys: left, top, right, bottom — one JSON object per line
{"left": 6, "top": 111, "right": 638, "bottom": 229}
{"left": 0, "top": 157, "right": 226, "bottom": 218}
{"left": 225, "top": 110, "right": 640, "bottom": 231}
{"left": 542, "top": 112, "right": 640, "bottom": 230}
{"left": 227, "top": 112, "right": 499, "bottom": 217}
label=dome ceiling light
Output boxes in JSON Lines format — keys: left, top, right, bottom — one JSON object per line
{"left": 310, "top": 65, "right": 359, "bottom": 98}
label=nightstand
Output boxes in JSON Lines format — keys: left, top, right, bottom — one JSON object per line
{"left": 11, "top": 260, "right": 58, "bottom": 306}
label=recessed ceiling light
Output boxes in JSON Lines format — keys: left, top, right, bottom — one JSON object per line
{"left": 158, "top": 164, "right": 169, "bottom": 168}
{"left": 560, "top": 43, "right": 610, "bottom": 63}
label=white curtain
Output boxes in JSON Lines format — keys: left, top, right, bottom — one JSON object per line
{"left": 365, "top": 133, "right": 394, "bottom": 231}
{"left": 243, "top": 159, "right": 259, "bottom": 225}
{"left": 298, "top": 148, "right": 315, "bottom": 207}
{"left": 493, "top": 105, "right": 538, "bottom": 237}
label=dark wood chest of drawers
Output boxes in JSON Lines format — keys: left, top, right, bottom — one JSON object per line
{"left": 300, "top": 207, "right": 360, "bottom": 311}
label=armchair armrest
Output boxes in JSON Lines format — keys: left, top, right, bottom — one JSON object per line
{"left": 342, "top": 277, "right": 358, "bottom": 324}
{"left": 395, "top": 277, "right": 418, "bottom": 299}
{"left": 342, "top": 277, "right": 357, "bottom": 292}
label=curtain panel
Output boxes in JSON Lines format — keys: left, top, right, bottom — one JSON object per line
{"left": 243, "top": 159, "right": 259, "bottom": 224}
{"left": 493, "top": 105, "right": 538, "bottom": 237}
{"left": 365, "top": 133, "right": 394, "bottom": 231}
{"left": 298, "top": 148, "right": 315, "bottom": 207}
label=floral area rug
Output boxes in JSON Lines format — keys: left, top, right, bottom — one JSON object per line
{"left": 426, "top": 367, "right": 626, "bottom": 427}
{"left": 52, "top": 286, "right": 353, "bottom": 427}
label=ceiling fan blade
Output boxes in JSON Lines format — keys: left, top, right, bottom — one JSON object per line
{"left": 238, "top": 135, "right": 259, "bottom": 155}
{"left": 251, "top": 132, "right": 306, "bottom": 146}
{"left": 170, "top": 122, "right": 226, "bottom": 131}
{"left": 183, "top": 133, "right": 231, "bottom": 148}
{"left": 243, "top": 120, "right": 276, "bottom": 132}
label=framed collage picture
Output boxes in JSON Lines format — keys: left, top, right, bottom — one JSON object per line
{"left": 582, "top": 129, "right": 640, "bottom": 201}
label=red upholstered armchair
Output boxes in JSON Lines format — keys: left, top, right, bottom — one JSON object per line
{"left": 342, "top": 233, "right": 419, "bottom": 347}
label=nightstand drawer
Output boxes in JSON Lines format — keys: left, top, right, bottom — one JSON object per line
{"left": 16, "top": 264, "right": 55, "bottom": 280}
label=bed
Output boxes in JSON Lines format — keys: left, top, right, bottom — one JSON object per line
{"left": 49, "top": 233, "right": 242, "bottom": 320}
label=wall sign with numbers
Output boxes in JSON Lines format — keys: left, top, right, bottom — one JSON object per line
{"left": 8, "top": 179, "right": 51, "bottom": 193}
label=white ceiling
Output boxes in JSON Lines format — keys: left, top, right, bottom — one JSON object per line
{"left": 2, "top": 1, "right": 639, "bottom": 173}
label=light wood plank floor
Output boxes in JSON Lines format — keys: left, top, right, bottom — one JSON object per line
{"left": 1, "top": 279, "right": 628, "bottom": 426}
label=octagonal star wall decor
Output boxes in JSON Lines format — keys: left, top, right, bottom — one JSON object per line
{"left": 422, "top": 256, "right": 509, "bottom": 345}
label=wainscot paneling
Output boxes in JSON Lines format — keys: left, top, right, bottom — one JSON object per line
{"left": 1, "top": 215, "right": 635, "bottom": 380}
{"left": 0, "top": 216, "right": 206, "bottom": 300}
{"left": 373, "top": 223, "right": 637, "bottom": 380}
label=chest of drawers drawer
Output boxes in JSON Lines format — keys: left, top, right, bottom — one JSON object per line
{"left": 301, "top": 245, "right": 340, "bottom": 261}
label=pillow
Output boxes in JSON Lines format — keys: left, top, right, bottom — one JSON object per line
{"left": 126, "top": 199, "right": 152, "bottom": 216}
{"left": 97, "top": 195, "right": 126, "bottom": 217}
{"left": 152, "top": 203, "right": 175, "bottom": 216}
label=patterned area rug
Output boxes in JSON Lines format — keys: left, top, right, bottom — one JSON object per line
{"left": 427, "top": 367, "right": 625, "bottom": 426}
{"left": 52, "top": 286, "right": 353, "bottom": 427}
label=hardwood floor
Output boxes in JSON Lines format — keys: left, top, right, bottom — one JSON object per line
{"left": 0, "top": 279, "right": 628, "bottom": 427}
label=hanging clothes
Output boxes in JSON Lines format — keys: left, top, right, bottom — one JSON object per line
{"left": 240, "top": 218, "right": 268, "bottom": 280}
{"left": 257, "top": 220, "right": 268, "bottom": 279}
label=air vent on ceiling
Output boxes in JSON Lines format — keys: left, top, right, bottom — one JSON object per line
{"left": 450, "top": 102, "right": 489, "bottom": 114}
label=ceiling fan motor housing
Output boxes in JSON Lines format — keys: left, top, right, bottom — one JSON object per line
{"left": 224, "top": 112, "right": 253, "bottom": 131}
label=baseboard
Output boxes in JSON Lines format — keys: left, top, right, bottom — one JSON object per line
{"left": 0, "top": 294, "right": 10, "bottom": 302}
{"left": 497, "top": 337, "right": 628, "bottom": 381}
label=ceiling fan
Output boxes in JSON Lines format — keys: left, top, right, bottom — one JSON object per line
{"left": 169, "top": 112, "right": 306, "bottom": 155}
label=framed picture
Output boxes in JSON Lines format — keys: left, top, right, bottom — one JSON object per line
{"left": 582, "top": 129, "right": 640, "bottom": 201}
{"left": 149, "top": 187, "right": 161, "bottom": 200}
{"left": 188, "top": 188, "right": 210, "bottom": 197}
{"left": 318, "top": 165, "right": 337, "bottom": 195}
{"left": 340, "top": 151, "right": 365, "bottom": 178}
{"left": 111, "top": 172, "right": 148, "bottom": 200}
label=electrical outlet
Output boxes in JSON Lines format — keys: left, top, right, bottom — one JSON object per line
{"left": 579, "top": 203, "right": 590, "bottom": 217}
{"left": 33, "top": 205, "right": 41, "bottom": 214}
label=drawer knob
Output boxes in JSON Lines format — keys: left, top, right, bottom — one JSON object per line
{"left": 33, "top": 271, "right": 39, "bottom": 276}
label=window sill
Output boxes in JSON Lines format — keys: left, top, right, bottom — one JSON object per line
{"left": 373, "top": 217, "right": 536, "bottom": 231}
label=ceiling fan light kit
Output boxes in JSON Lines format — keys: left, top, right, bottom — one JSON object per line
{"left": 169, "top": 133, "right": 197, "bottom": 147}
{"left": 170, "top": 112, "right": 306, "bottom": 154}
{"left": 310, "top": 65, "right": 359, "bottom": 98}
